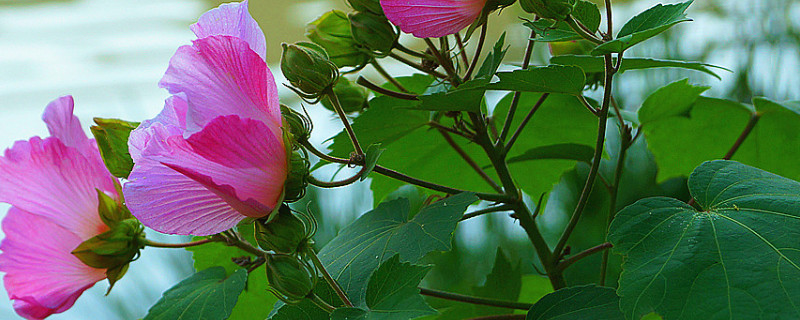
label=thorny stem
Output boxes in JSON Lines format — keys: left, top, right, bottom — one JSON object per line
{"left": 437, "top": 129, "right": 504, "bottom": 193}
{"left": 388, "top": 52, "right": 448, "bottom": 79}
{"left": 504, "top": 93, "right": 550, "bottom": 155}
{"left": 308, "top": 249, "right": 353, "bottom": 307}
{"left": 464, "top": 16, "right": 488, "bottom": 80}
{"left": 300, "top": 140, "right": 511, "bottom": 202}
{"left": 324, "top": 88, "right": 363, "bottom": 155}
{"left": 552, "top": 53, "right": 616, "bottom": 264}
{"left": 143, "top": 238, "right": 214, "bottom": 248}
{"left": 498, "top": 29, "right": 537, "bottom": 144}
{"left": 356, "top": 76, "right": 418, "bottom": 101}
{"left": 559, "top": 242, "right": 613, "bottom": 271}
{"left": 371, "top": 59, "right": 408, "bottom": 93}
{"left": 419, "top": 287, "right": 534, "bottom": 311}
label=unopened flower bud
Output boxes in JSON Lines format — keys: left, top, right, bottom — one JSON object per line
{"left": 281, "top": 105, "right": 312, "bottom": 144}
{"left": 348, "top": 11, "right": 398, "bottom": 57}
{"left": 306, "top": 10, "right": 370, "bottom": 68}
{"left": 266, "top": 254, "right": 316, "bottom": 303}
{"left": 520, "top": 0, "right": 577, "bottom": 20}
{"left": 283, "top": 151, "right": 310, "bottom": 203}
{"left": 255, "top": 205, "right": 309, "bottom": 254}
{"left": 347, "top": 0, "right": 384, "bottom": 15}
{"left": 71, "top": 219, "right": 144, "bottom": 270}
{"left": 281, "top": 42, "right": 340, "bottom": 99}
{"left": 321, "top": 78, "right": 368, "bottom": 114}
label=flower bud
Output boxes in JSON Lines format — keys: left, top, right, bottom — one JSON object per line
{"left": 71, "top": 218, "right": 145, "bottom": 291}
{"left": 348, "top": 12, "right": 398, "bottom": 57}
{"left": 347, "top": 0, "right": 384, "bottom": 15}
{"left": 255, "top": 205, "right": 309, "bottom": 254}
{"left": 281, "top": 42, "right": 340, "bottom": 99}
{"left": 306, "top": 10, "right": 370, "bottom": 68}
{"left": 283, "top": 150, "right": 310, "bottom": 203}
{"left": 520, "top": 0, "right": 576, "bottom": 20}
{"left": 281, "top": 105, "right": 312, "bottom": 144}
{"left": 321, "top": 77, "right": 368, "bottom": 114}
{"left": 265, "top": 254, "right": 316, "bottom": 303}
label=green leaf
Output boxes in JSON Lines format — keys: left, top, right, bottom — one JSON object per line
{"left": 416, "top": 78, "right": 488, "bottom": 112}
{"left": 487, "top": 66, "right": 586, "bottom": 95}
{"left": 639, "top": 80, "right": 800, "bottom": 182}
{"left": 526, "top": 285, "right": 623, "bottom": 320}
{"left": 549, "top": 55, "right": 728, "bottom": 79}
{"left": 361, "top": 144, "right": 385, "bottom": 181}
{"left": 90, "top": 118, "right": 139, "bottom": 178}
{"left": 608, "top": 160, "right": 800, "bottom": 319}
{"left": 317, "top": 192, "right": 477, "bottom": 306}
{"left": 506, "top": 143, "right": 595, "bottom": 166}
{"left": 592, "top": 1, "right": 693, "bottom": 55}
{"left": 525, "top": 0, "right": 601, "bottom": 42}
{"left": 472, "top": 248, "right": 522, "bottom": 316}
{"left": 143, "top": 267, "right": 247, "bottom": 320}
{"left": 331, "top": 308, "right": 368, "bottom": 320}
{"left": 474, "top": 32, "right": 508, "bottom": 80}
{"left": 187, "top": 224, "right": 278, "bottom": 320}
{"left": 517, "top": 275, "right": 553, "bottom": 307}
{"left": 364, "top": 256, "right": 436, "bottom": 319}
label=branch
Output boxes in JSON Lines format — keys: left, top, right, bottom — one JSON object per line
{"left": 498, "top": 29, "right": 537, "bottom": 144}
{"left": 308, "top": 249, "right": 353, "bottom": 307}
{"left": 437, "top": 129, "right": 504, "bottom": 193}
{"left": 419, "top": 287, "right": 533, "bottom": 311}
{"left": 464, "top": 16, "right": 488, "bottom": 80}
{"left": 371, "top": 59, "right": 408, "bottom": 93}
{"left": 356, "top": 76, "right": 419, "bottom": 101}
{"left": 325, "top": 88, "right": 363, "bottom": 155}
{"left": 558, "top": 242, "right": 613, "bottom": 271}
{"left": 460, "top": 204, "right": 515, "bottom": 221}
{"left": 504, "top": 93, "right": 550, "bottom": 155}
{"left": 388, "top": 52, "right": 447, "bottom": 79}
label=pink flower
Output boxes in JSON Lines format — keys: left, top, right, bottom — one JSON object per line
{"left": 381, "top": 0, "right": 487, "bottom": 38}
{"left": 124, "top": 0, "right": 288, "bottom": 236}
{"left": 0, "top": 96, "right": 116, "bottom": 319}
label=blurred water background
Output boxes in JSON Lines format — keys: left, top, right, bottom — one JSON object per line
{"left": 0, "top": 0, "right": 797, "bottom": 318}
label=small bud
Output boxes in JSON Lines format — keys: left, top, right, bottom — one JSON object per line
{"left": 281, "top": 42, "right": 340, "bottom": 99}
{"left": 255, "top": 205, "right": 309, "bottom": 254}
{"left": 265, "top": 254, "right": 316, "bottom": 303}
{"left": 519, "top": 0, "right": 577, "bottom": 20}
{"left": 71, "top": 219, "right": 144, "bottom": 270}
{"left": 348, "top": 12, "right": 398, "bottom": 57}
{"left": 321, "top": 78, "right": 368, "bottom": 114}
{"left": 281, "top": 105, "right": 312, "bottom": 144}
{"left": 347, "top": 0, "right": 384, "bottom": 15}
{"left": 306, "top": 10, "right": 370, "bottom": 68}
{"left": 283, "top": 150, "right": 310, "bottom": 203}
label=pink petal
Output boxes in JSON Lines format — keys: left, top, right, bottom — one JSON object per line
{"left": 41, "top": 95, "right": 92, "bottom": 157}
{"left": 0, "top": 208, "right": 105, "bottom": 320}
{"left": 128, "top": 94, "right": 188, "bottom": 162}
{"left": 381, "top": 0, "right": 487, "bottom": 38}
{"left": 124, "top": 116, "right": 287, "bottom": 236}
{"left": 190, "top": 0, "right": 267, "bottom": 60}
{"left": 0, "top": 137, "right": 113, "bottom": 239}
{"left": 159, "top": 35, "right": 280, "bottom": 136}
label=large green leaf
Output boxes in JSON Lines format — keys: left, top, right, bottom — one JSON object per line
{"left": 505, "top": 143, "right": 595, "bottom": 166}
{"left": 363, "top": 255, "right": 436, "bottom": 319}
{"left": 525, "top": 0, "right": 601, "bottom": 42}
{"left": 487, "top": 65, "right": 586, "bottom": 95}
{"left": 415, "top": 78, "right": 488, "bottom": 112}
{"left": 592, "top": 1, "right": 693, "bottom": 55}
{"left": 187, "top": 224, "right": 278, "bottom": 320}
{"left": 90, "top": 118, "right": 139, "bottom": 178}
{"left": 317, "top": 193, "right": 477, "bottom": 306}
{"left": 526, "top": 285, "right": 623, "bottom": 320}
{"left": 472, "top": 248, "right": 522, "bottom": 316}
{"left": 143, "top": 267, "right": 247, "bottom": 320}
{"left": 549, "top": 55, "right": 727, "bottom": 79}
{"left": 608, "top": 160, "right": 800, "bottom": 319}
{"left": 639, "top": 80, "right": 800, "bottom": 182}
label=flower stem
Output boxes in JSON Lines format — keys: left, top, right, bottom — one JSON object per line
{"left": 324, "top": 88, "right": 363, "bottom": 155}
{"left": 308, "top": 249, "right": 353, "bottom": 307}
{"left": 424, "top": 38, "right": 461, "bottom": 85}
{"left": 371, "top": 59, "right": 408, "bottom": 93}
{"left": 498, "top": 29, "right": 537, "bottom": 144}
{"left": 419, "top": 287, "right": 533, "bottom": 310}
{"left": 306, "top": 167, "right": 365, "bottom": 188}
{"left": 388, "top": 52, "right": 447, "bottom": 79}
{"left": 356, "top": 76, "right": 419, "bottom": 101}
{"left": 143, "top": 238, "right": 214, "bottom": 248}
{"left": 454, "top": 33, "right": 470, "bottom": 68}
{"left": 464, "top": 15, "right": 488, "bottom": 81}
{"left": 309, "top": 293, "right": 336, "bottom": 313}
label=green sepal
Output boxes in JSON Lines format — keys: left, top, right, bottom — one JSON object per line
{"left": 90, "top": 118, "right": 139, "bottom": 179}
{"left": 281, "top": 42, "right": 340, "bottom": 99}
{"left": 265, "top": 254, "right": 317, "bottom": 303}
{"left": 348, "top": 11, "right": 398, "bottom": 57}
{"left": 96, "top": 189, "right": 132, "bottom": 228}
{"left": 105, "top": 262, "right": 130, "bottom": 295}
{"left": 306, "top": 10, "right": 370, "bottom": 68}
{"left": 255, "top": 205, "right": 310, "bottom": 255}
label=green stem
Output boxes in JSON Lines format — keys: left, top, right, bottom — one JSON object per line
{"left": 454, "top": 33, "right": 470, "bottom": 68}
{"left": 599, "top": 126, "right": 631, "bottom": 285}
{"left": 324, "top": 88, "right": 363, "bottom": 155}
{"left": 503, "top": 93, "right": 550, "bottom": 155}
{"left": 388, "top": 52, "right": 447, "bottom": 79}
{"left": 309, "top": 293, "right": 336, "bottom": 313}
{"left": 216, "top": 231, "right": 266, "bottom": 257}
{"left": 565, "top": 15, "right": 603, "bottom": 44}
{"left": 464, "top": 16, "right": 488, "bottom": 81}
{"left": 356, "top": 76, "right": 418, "bottom": 101}
{"left": 460, "top": 204, "right": 515, "bottom": 221}
{"left": 419, "top": 288, "right": 533, "bottom": 310}
{"left": 395, "top": 43, "right": 431, "bottom": 59}
{"left": 437, "top": 129, "right": 504, "bottom": 193}
{"left": 552, "top": 53, "right": 616, "bottom": 263}
{"left": 424, "top": 38, "right": 461, "bottom": 85}
{"left": 308, "top": 249, "right": 353, "bottom": 307}
{"left": 306, "top": 167, "right": 365, "bottom": 188}
{"left": 142, "top": 238, "right": 214, "bottom": 248}
{"left": 371, "top": 59, "right": 408, "bottom": 93}
{"left": 498, "top": 29, "right": 537, "bottom": 144}
{"left": 560, "top": 242, "right": 612, "bottom": 272}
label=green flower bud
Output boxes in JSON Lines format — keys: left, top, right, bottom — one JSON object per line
{"left": 306, "top": 10, "right": 370, "bottom": 68}
{"left": 347, "top": 0, "right": 383, "bottom": 15}
{"left": 520, "top": 0, "right": 576, "bottom": 20}
{"left": 321, "top": 78, "right": 368, "bottom": 114}
{"left": 255, "top": 205, "right": 309, "bottom": 254}
{"left": 348, "top": 12, "right": 398, "bottom": 57}
{"left": 283, "top": 150, "right": 310, "bottom": 203}
{"left": 281, "top": 104, "right": 312, "bottom": 144}
{"left": 71, "top": 218, "right": 145, "bottom": 292}
{"left": 281, "top": 42, "right": 340, "bottom": 99}
{"left": 266, "top": 254, "right": 316, "bottom": 303}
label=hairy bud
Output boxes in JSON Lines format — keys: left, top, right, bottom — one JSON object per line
{"left": 283, "top": 151, "right": 310, "bottom": 203}
{"left": 281, "top": 42, "right": 340, "bottom": 99}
